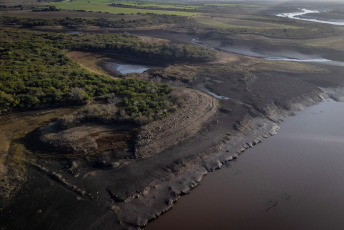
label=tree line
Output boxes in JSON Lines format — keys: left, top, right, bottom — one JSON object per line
{"left": 0, "top": 28, "right": 179, "bottom": 118}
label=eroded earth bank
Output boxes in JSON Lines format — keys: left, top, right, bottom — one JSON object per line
{"left": 2, "top": 55, "right": 344, "bottom": 230}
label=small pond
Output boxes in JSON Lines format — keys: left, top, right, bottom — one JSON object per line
{"left": 106, "top": 63, "right": 149, "bottom": 74}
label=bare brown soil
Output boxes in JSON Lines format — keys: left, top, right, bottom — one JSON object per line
{"left": 66, "top": 51, "right": 111, "bottom": 77}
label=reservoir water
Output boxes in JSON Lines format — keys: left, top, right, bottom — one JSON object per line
{"left": 147, "top": 99, "right": 344, "bottom": 230}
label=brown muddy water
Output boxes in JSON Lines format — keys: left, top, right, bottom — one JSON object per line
{"left": 147, "top": 99, "right": 344, "bottom": 230}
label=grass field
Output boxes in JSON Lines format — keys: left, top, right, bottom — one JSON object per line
{"left": 202, "top": 3, "right": 258, "bottom": 8}
{"left": 50, "top": 0, "right": 199, "bottom": 16}
{"left": 195, "top": 16, "right": 304, "bottom": 31}
{"left": 113, "top": 1, "right": 200, "bottom": 10}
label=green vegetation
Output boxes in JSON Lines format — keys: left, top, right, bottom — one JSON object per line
{"left": 0, "top": 14, "right": 191, "bottom": 29}
{"left": 0, "top": 28, "right": 179, "bottom": 118}
{"left": 110, "top": 1, "right": 200, "bottom": 10}
{"left": 49, "top": 0, "right": 199, "bottom": 16}
{"left": 38, "top": 32, "right": 216, "bottom": 62}
{"left": 201, "top": 3, "right": 258, "bottom": 8}
{"left": 193, "top": 15, "right": 341, "bottom": 39}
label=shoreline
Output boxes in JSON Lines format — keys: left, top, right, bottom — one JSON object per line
{"left": 3, "top": 4, "right": 344, "bottom": 227}
{"left": 125, "top": 86, "right": 331, "bottom": 229}
{"left": 2, "top": 53, "right": 344, "bottom": 230}
{"left": 0, "top": 82, "right": 334, "bottom": 230}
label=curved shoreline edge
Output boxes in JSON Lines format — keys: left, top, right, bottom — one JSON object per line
{"left": 116, "top": 86, "right": 339, "bottom": 229}
{"left": 1, "top": 85, "right": 344, "bottom": 230}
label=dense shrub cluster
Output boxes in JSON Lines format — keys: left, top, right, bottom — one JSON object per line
{"left": 0, "top": 29, "right": 176, "bottom": 118}
{"left": 41, "top": 32, "right": 216, "bottom": 62}
{"left": 0, "top": 14, "right": 191, "bottom": 30}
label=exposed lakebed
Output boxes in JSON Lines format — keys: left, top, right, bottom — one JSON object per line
{"left": 218, "top": 45, "right": 336, "bottom": 64}
{"left": 192, "top": 9, "right": 344, "bottom": 66}
{"left": 148, "top": 99, "right": 344, "bottom": 230}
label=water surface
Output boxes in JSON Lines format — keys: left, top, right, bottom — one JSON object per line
{"left": 218, "top": 45, "right": 334, "bottom": 63}
{"left": 277, "top": 8, "right": 344, "bottom": 26}
{"left": 107, "top": 63, "right": 149, "bottom": 74}
{"left": 208, "top": 9, "right": 344, "bottom": 65}
{"left": 147, "top": 99, "right": 344, "bottom": 230}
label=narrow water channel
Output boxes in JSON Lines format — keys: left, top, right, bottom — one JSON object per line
{"left": 277, "top": 8, "right": 344, "bottom": 26}
{"left": 147, "top": 99, "right": 344, "bottom": 230}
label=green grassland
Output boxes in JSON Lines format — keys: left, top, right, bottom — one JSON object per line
{"left": 49, "top": 0, "right": 199, "bottom": 16}
{"left": 193, "top": 14, "right": 341, "bottom": 39}
{"left": 112, "top": 1, "right": 200, "bottom": 10}
{"left": 202, "top": 3, "right": 258, "bottom": 8}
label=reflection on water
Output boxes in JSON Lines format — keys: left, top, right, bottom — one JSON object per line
{"left": 277, "top": 8, "right": 344, "bottom": 26}
{"left": 147, "top": 99, "right": 344, "bottom": 230}
{"left": 107, "top": 63, "right": 148, "bottom": 74}
{"left": 198, "top": 9, "right": 344, "bottom": 64}
{"left": 117, "top": 64, "right": 148, "bottom": 74}
{"left": 265, "top": 57, "right": 331, "bottom": 63}
{"left": 218, "top": 45, "right": 344, "bottom": 66}
{"left": 219, "top": 45, "right": 335, "bottom": 63}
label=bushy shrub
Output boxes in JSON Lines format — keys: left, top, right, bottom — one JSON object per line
{"left": 0, "top": 29, "right": 177, "bottom": 118}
